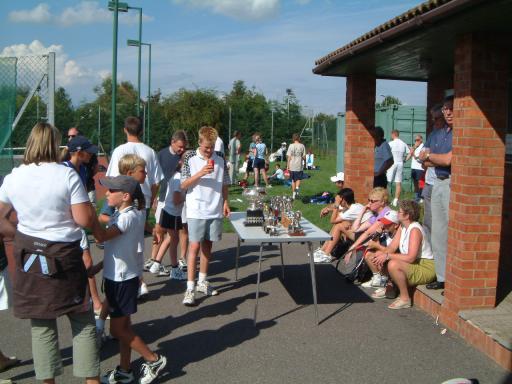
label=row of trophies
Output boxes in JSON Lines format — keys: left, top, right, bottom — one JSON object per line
{"left": 242, "top": 187, "right": 304, "bottom": 236}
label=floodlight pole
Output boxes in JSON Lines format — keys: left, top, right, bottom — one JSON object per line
{"left": 134, "top": 7, "right": 142, "bottom": 116}
{"left": 111, "top": 0, "right": 120, "bottom": 153}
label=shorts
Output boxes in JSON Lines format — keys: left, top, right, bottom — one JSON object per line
{"left": 80, "top": 229, "right": 89, "bottom": 251}
{"left": 0, "top": 268, "right": 11, "bottom": 311}
{"left": 187, "top": 218, "right": 223, "bottom": 242}
{"left": 154, "top": 201, "right": 165, "bottom": 224}
{"left": 246, "top": 159, "right": 254, "bottom": 173}
{"left": 411, "top": 169, "right": 425, "bottom": 182}
{"left": 160, "top": 210, "right": 183, "bottom": 230}
{"left": 253, "top": 158, "right": 266, "bottom": 170}
{"left": 386, "top": 163, "right": 404, "bottom": 183}
{"left": 373, "top": 174, "right": 388, "bottom": 188}
{"left": 407, "top": 258, "right": 436, "bottom": 286}
{"left": 104, "top": 277, "right": 139, "bottom": 318}
{"left": 290, "top": 170, "right": 304, "bottom": 181}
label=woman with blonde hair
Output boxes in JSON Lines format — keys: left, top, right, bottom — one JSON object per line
{"left": 0, "top": 123, "right": 100, "bottom": 383}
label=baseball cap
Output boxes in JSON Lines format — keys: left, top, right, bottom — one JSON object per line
{"left": 379, "top": 210, "right": 399, "bottom": 225}
{"left": 100, "top": 175, "right": 144, "bottom": 200}
{"left": 330, "top": 171, "right": 345, "bottom": 183}
{"left": 67, "top": 136, "right": 98, "bottom": 154}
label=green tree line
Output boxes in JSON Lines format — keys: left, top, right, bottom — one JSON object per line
{"left": 9, "top": 79, "right": 337, "bottom": 155}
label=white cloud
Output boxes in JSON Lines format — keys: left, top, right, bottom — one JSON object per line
{"left": 8, "top": 3, "right": 52, "bottom": 23}
{"left": 173, "top": 0, "right": 279, "bottom": 21}
{"left": 8, "top": 2, "right": 153, "bottom": 27}
{"left": 0, "top": 40, "right": 107, "bottom": 87}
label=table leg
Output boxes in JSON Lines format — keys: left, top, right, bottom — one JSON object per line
{"left": 279, "top": 243, "right": 285, "bottom": 279}
{"left": 307, "top": 241, "right": 319, "bottom": 325}
{"left": 235, "top": 236, "right": 240, "bottom": 281}
{"left": 253, "top": 243, "right": 264, "bottom": 325}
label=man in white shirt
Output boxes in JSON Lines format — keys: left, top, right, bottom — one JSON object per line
{"left": 386, "top": 130, "right": 410, "bottom": 206}
{"left": 227, "top": 131, "right": 241, "bottom": 184}
{"left": 107, "top": 116, "right": 163, "bottom": 214}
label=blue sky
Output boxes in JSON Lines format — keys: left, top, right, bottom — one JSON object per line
{"left": 0, "top": 0, "right": 426, "bottom": 115}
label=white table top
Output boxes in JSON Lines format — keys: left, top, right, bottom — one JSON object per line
{"left": 229, "top": 211, "right": 332, "bottom": 243}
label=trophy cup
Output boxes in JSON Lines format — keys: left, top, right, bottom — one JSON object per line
{"left": 242, "top": 187, "right": 266, "bottom": 226}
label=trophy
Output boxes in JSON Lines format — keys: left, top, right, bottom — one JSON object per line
{"left": 288, "top": 210, "right": 305, "bottom": 236}
{"left": 242, "top": 187, "right": 266, "bottom": 226}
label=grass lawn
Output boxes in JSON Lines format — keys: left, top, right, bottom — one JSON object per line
{"left": 224, "top": 155, "right": 418, "bottom": 233}
{"left": 224, "top": 156, "right": 340, "bottom": 233}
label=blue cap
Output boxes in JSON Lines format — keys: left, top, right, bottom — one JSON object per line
{"left": 67, "top": 136, "right": 98, "bottom": 154}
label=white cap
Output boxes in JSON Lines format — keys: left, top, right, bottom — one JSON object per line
{"left": 379, "top": 210, "right": 399, "bottom": 225}
{"left": 330, "top": 172, "right": 345, "bottom": 183}
{"left": 281, "top": 142, "right": 287, "bottom": 146}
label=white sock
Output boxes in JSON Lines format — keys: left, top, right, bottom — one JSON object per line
{"left": 187, "top": 280, "right": 195, "bottom": 291}
{"left": 198, "top": 272, "right": 207, "bottom": 283}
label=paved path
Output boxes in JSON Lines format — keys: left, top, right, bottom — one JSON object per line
{"left": 1, "top": 234, "right": 510, "bottom": 383}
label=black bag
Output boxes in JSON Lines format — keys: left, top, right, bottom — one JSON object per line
{"left": 331, "top": 238, "right": 353, "bottom": 260}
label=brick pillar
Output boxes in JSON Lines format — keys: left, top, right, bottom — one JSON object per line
{"left": 426, "top": 74, "right": 453, "bottom": 134}
{"left": 344, "top": 75, "right": 375, "bottom": 201}
{"left": 442, "top": 33, "right": 509, "bottom": 322}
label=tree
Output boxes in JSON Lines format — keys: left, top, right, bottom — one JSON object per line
{"left": 376, "top": 95, "right": 402, "bottom": 109}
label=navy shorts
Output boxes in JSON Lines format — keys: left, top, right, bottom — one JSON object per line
{"left": 160, "top": 210, "right": 183, "bottom": 230}
{"left": 290, "top": 170, "right": 303, "bottom": 181}
{"left": 246, "top": 159, "right": 254, "bottom": 173}
{"left": 104, "top": 277, "right": 139, "bottom": 318}
{"left": 253, "top": 158, "right": 266, "bottom": 170}
{"left": 411, "top": 169, "right": 424, "bottom": 182}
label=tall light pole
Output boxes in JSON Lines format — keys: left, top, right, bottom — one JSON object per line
{"left": 108, "top": 0, "right": 128, "bottom": 153}
{"left": 128, "top": 40, "right": 151, "bottom": 145}
{"left": 271, "top": 109, "right": 274, "bottom": 153}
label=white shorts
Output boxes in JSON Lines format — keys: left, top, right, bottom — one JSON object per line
{"left": 386, "top": 163, "right": 404, "bottom": 183}
{"left": 0, "top": 269, "right": 12, "bottom": 311}
{"left": 80, "top": 229, "right": 90, "bottom": 250}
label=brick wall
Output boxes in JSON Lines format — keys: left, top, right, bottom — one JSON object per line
{"left": 442, "top": 33, "right": 509, "bottom": 317}
{"left": 344, "top": 75, "right": 376, "bottom": 201}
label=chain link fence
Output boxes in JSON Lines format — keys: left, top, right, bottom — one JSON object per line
{"left": 0, "top": 54, "right": 54, "bottom": 176}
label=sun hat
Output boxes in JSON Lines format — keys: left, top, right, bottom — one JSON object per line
{"left": 379, "top": 210, "right": 399, "bottom": 225}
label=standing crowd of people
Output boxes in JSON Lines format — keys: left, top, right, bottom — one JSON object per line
{"left": 0, "top": 94, "right": 453, "bottom": 382}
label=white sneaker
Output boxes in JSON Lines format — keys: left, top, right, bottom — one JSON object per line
{"left": 371, "top": 274, "right": 388, "bottom": 288}
{"left": 101, "top": 366, "right": 134, "bottom": 384}
{"left": 392, "top": 198, "right": 398, "bottom": 207}
{"left": 361, "top": 279, "right": 375, "bottom": 288}
{"left": 170, "top": 267, "right": 187, "bottom": 281}
{"left": 183, "top": 289, "right": 195, "bottom": 305}
{"left": 138, "top": 282, "right": 149, "bottom": 298}
{"left": 143, "top": 259, "right": 155, "bottom": 272}
{"left": 139, "top": 354, "right": 167, "bottom": 384}
{"left": 266, "top": 184, "right": 272, "bottom": 188}
{"left": 178, "top": 258, "right": 187, "bottom": 269}
{"left": 314, "top": 252, "right": 334, "bottom": 264}
{"left": 196, "top": 280, "right": 218, "bottom": 296}
{"left": 149, "top": 262, "right": 169, "bottom": 276}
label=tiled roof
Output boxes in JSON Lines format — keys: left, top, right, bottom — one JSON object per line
{"left": 314, "top": 0, "right": 454, "bottom": 67}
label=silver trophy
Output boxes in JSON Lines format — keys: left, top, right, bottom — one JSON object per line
{"left": 242, "top": 187, "right": 266, "bottom": 226}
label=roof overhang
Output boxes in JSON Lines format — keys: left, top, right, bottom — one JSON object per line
{"left": 313, "top": 0, "right": 512, "bottom": 81}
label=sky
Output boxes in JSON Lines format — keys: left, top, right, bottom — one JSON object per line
{"left": 0, "top": 0, "right": 427, "bottom": 115}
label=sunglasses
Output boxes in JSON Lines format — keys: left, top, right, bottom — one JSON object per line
{"left": 108, "top": 189, "right": 122, "bottom": 193}
{"left": 68, "top": 135, "right": 76, "bottom": 138}
{"left": 368, "top": 199, "right": 381, "bottom": 203}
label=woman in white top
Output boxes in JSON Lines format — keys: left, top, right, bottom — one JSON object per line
{"left": 370, "top": 200, "right": 435, "bottom": 309}
{"left": 0, "top": 123, "right": 100, "bottom": 383}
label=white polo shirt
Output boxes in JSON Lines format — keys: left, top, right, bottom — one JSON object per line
{"left": 103, "top": 206, "right": 145, "bottom": 282}
{"left": 181, "top": 149, "right": 230, "bottom": 219}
